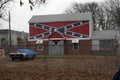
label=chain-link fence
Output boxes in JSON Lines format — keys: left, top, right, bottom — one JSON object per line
{"left": 0, "top": 44, "right": 119, "bottom": 55}
{"left": 1, "top": 44, "right": 120, "bottom": 66}
{"left": 0, "top": 44, "right": 120, "bottom": 80}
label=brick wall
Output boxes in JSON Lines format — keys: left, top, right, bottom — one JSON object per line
{"left": 26, "top": 41, "right": 48, "bottom": 55}
{"left": 26, "top": 39, "right": 116, "bottom": 55}
{"left": 27, "top": 40, "right": 92, "bottom": 55}
{"left": 64, "top": 40, "right": 91, "bottom": 55}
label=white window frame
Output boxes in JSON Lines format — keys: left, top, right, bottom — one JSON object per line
{"left": 72, "top": 39, "right": 79, "bottom": 50}
{"left": 36, "top": 40, "right": 44, "bottom": 51}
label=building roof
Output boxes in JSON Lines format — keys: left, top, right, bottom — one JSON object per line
{"left": 92, "top": 30, "right": 116, "bottom": 39}
{"left": 0, "top": 29, "right": 28, "bottom": 34}
{"left": 28, "top": 13, "right": 92, "bottom": 23}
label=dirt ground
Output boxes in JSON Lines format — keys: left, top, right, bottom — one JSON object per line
{"left": 0, "top": 55, "right": 119, "bottom": 80}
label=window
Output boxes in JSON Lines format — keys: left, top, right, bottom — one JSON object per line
{"left": 1, "top": 38, "right": 6, "bottom": 45}
{"left": 72, "top": 43, "right": 79, "bottom": 50}
{"left": 72, "top": 39, "right": 79, "bottom": 50}
{"left": 37, "top": 44, "right": 43, "bottom": 51}
{"left": 100, "top": 40, "right": 112, "bottom": 50}
{"left": 36, "top": 40, "right": 43, "bottom": 51}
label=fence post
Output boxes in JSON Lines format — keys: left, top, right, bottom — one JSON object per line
{"left": 115, "top": 38, "right": 119, "bottom": 67}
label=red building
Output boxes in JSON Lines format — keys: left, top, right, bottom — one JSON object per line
{"left": 28, "top": 13, "right": 116, "bottom": 55}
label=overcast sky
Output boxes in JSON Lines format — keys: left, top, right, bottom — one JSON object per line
{"left": 1, "top": 0, "right": 103, "bottom": 32}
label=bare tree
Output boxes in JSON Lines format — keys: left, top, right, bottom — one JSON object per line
{"left": 96, "top": 3, "right": 114, "bottom": 30}
{"left": 105, "top": 0, "right": 120, "bottom": 30}
{"left": 20, "top": 0, "right": 46, "bottom": 10}
{"left": 65, "top": 1, "right": 118, "bottom": 30}
{"left": 65, "top": 2, "right": 100, "bottom": 30}
{"left": 0, "top": 0, "right": 13, "bottom": 20}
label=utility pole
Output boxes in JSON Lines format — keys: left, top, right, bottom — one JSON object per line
{"left": 9, "top": 11, "right": 11, "bottom": 53}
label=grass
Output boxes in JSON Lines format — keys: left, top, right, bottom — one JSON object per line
{"left": 0, "top": 55, "right": 119, "bottom": 80}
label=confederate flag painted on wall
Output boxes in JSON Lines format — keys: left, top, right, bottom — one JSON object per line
{"left": 29, "top": 20, "right": 90, "bottom": 40}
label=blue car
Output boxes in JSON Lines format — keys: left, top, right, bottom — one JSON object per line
{"left": 9, "top": 49, "right": 37, "bottom": 61}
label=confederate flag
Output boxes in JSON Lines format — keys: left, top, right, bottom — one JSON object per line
{"left": 29, "top": 20, "right": 89, "bottom": 40}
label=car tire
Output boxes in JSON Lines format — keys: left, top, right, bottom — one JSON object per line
{"left": 32, "top": 55, "right": 35, "bottom": 60}
{"left": 12, "top": 57, "right": 15, "bottom": 61}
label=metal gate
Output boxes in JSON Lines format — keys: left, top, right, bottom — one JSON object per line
{"left": 48, "top": 40, "right": 64, "bottom": 55}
